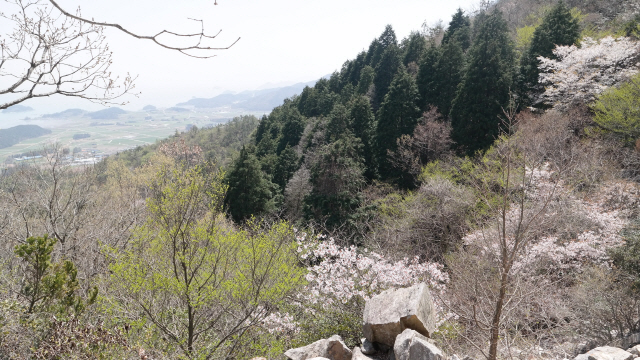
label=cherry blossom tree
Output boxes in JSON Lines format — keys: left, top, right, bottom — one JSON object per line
{"left": 537, "top": 36, "right": 640, "bottom": 110}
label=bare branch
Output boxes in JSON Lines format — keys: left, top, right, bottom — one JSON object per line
{"left": 47, "top": 0, "right": 240, "bottom": 59}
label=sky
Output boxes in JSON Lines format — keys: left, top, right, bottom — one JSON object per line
{"left": 2, "top": 0, "right": 480, "bottom": 113}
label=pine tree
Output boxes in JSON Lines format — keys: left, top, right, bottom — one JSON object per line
{"left": 273, "top": 145, "right": 299, "bottom": 191}
{"left": 375, "top": 66, "right": 422, "bottom": 179}
{"left": 431, "top": 39, "right": 465, "bottom": 116}
{"left": 304, "top": 135, "right": 365, "bottom": 229}
{"left": 225, "top": 146, "right": 276, "bottom": 222}
{"left": 402, "top": 31, "right": 427, "bottom": 66}
{"left": 449, "top": 10, "right": 515, "bottom": 154}
{"left": 277, "top": 107, "right": 305, "bottom": 154}
{"left": 416, "top": 44, "right": 441, "bottom": 110}
{"left": 356, "top": 65, "right": 375, "bottom": 95}
{"left": 442, "top": 8, "right": 471, "bottom": 52}
{"left": 349, "top": 95, "right": 377, "bottom": 179}
{"left": 366, "top": 25, "right": 398, "bottom": 69}
{"left": 373, "top": 45, "right": 402, "bottom": 109}
{"left": 519, "top": 1, "right": 580, "bottom": 103}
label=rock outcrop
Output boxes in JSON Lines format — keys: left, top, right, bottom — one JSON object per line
{"left": 285, "top": 335, "right": 352, "bottom": 360}
{"left": 393, "top": 329, "right": 443, "bottom": 360}
{"left": 577, "top": 346, "right": 635, "bottom": 360}
{"left": 362, "top": 283, "right": 437, "bottom": 347}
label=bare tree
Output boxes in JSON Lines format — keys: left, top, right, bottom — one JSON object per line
{"left": 1, "top": 0, "right": 239, "bottom": 110}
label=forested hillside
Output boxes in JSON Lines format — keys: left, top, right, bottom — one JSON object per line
{"left": 1, "top": 1, "right": 640, "bottom": 359}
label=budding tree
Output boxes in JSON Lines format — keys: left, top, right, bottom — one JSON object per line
{"left": 0, "top": 0, "right": 238, "bottom": 110}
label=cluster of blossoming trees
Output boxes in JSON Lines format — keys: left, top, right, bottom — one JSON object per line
{"left": 538, "top": 36, "right": 640, "bottom": 110}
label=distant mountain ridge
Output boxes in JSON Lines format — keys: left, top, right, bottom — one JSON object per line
{"left": 2, "top": 105, "right": 33, "bottom": 113}
{"left": 0, "top": 125, "right": 51, "bottom": 149}
{"left": 176, "top": 81, "right": 318, "bottom": 111}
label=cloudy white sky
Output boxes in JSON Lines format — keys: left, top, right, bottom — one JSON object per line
{"left": 3, "top": 0, "right": 480, "bottom": 113}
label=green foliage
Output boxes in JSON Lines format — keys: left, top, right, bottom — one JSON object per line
{"left": 277, "top": 107, "right": 305, "bottom": 154}
{"left": 349, "top": 96, "right": 377, "bottom": 179}
{"left": 375, "top": 66, "right": 422, "bottom": 180}
{"left": 373, "top": 45, "right": 402, "bottom": 108}
{"left": 416, "top": 45, "right": 441, "bottom": 110}
{"left": 431, "top": 39, "right": 465, "bottom": 117}
{"left": 450, "top": 10, "right": 515, "bottom": 154}
{"left": 356, "top": 65, "right": 375, "bottom": 95}
{"left": 225, "top": 146, "right": 277, "bottom": 222}
{"left": 367, "top": 25, "right": 398, "bottom": 69}
{"left": 622, "top": 14, "right": 640, "bottom": 37}
{"left": 273, "top": 145, "right": 300, "bottom": 190}
{"left": 293, "top": 298, "right": 364, "bottom": 349}
{"left": 592, "top": 73, "right": 640, "bottom": 139}
{"left": 108, "top": 162, "right": 305, "bottom": 359}
{"left": 519, "top": 1, "right": 580, "bottom": 102}
{"left": 402, "top": 31, "right": 427, "bottom": 66}
{"left": 610, "top": 222, "right": 640, "bottom": 290}
{"left": 305, "top": 134, "right": 366, "bottom": 230}
{"left": 15, "top": 235, "right": 96, "bottom": 315}
{"left": 442, "top": 8, "right": 471, "bottom": 51}
{"left": 114, "top": 115, "right": 259, "bottom": 169}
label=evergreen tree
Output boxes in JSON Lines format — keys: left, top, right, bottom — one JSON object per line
{"left": 442, "top": 8, "right": 471, "bottom": 51}
{"left": 326, "top": 104, "right": 351, "bottom": 142}
{"left": 273, "top": 145, "right": 299, "bottom": 191}
{"left": 367, "top": 25, "right": 398, "bottom": 69}
{"left": 431, "top": 39, "right": 465, "bottom": 116}
{"left": 356, "top": 65, "right": 375, "bottom": 95}
{"left": 519, "top": 1, "right": 580, "bottom": 103}
{"left": 375, "top": 66, "right": 422, "bottom": 179}
{"left": 225, "top": 146, "right": 276, "bottom": 222}
{"left": 450, "top": 10, "right": 515, "bottom": 154}
{"left": 343, "top": 51, "right": 367, "bottom": 87}
{"left": 304, "top": 135, "right": 365, "bottom": 229}
{"left": 373, "top": 45, "right": 402, "bottom": 109}
{"left": 277, "top": 107, "right": 305, "bottom": 154}
{"left": 349, "top": 96, "right": 377, "bottom": 179}
{"left": 416, "top": 44, "right": 441, "bottom": 110}
{"left": 402, "top": 31, "right": 427, "bottom": 66}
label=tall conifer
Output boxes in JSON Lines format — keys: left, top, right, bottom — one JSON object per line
{"left": 449, "top": 10, "right": 515, "bottom": 154}
{"left": 375, "top": 66, "right": 422, "bottom": 179}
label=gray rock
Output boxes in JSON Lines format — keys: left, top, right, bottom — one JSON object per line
{"left": 625, "top": 334, "right": 640, "bottom": 350}
{"left": 585, "top": 346, "right": 634, "bottom": 360}
{"left": 628, "top": 345, "right": 640, "bottom": 357}
{"left": 361, "top": 338, "right": 376, "bottom": 355}
{"left": 393, "top": 329, "right": 443, "bottom": 360}
{"left": 285, "top": 335, "right": 352, "bottom": 360}
{"left": 363, "top": 283, "right": 437, "bottom": 347}
{"left": 352, "top": 347, "right": 375, "bottom": 360}
{"left": 575, "top": 354, "right": 590, "bottom": 360}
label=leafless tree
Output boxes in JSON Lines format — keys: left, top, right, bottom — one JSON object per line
{"left": 1, "top": 0, "right": 239, "bottom": 110}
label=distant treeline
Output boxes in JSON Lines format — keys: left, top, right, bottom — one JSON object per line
{"left": 73, "top": 133, "right": 91, "bottom": 140}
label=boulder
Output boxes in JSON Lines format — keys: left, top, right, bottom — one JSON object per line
{"left": 361, "top": 338, "right": 376, "bottom": 355}
{"left": 363, "top": 283, "right": 437, "bottom": 347}
{"left": 585, "top": 346, "right": 634, "bottom": 360}
{"left": 284, "top": 335, "right": 352, "bottom": 360}
{"left": 393, "top": 329, "right": 443, "bottom": 360}
{"left": 629, "top": 345, "right": 640, "bottom": 357}
{"left": 352, "top": 347, "right": 375, "bottom": 360}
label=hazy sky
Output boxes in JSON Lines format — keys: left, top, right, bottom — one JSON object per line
{"left": 4, "top": 0, "right": 480, "bottom": 113}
